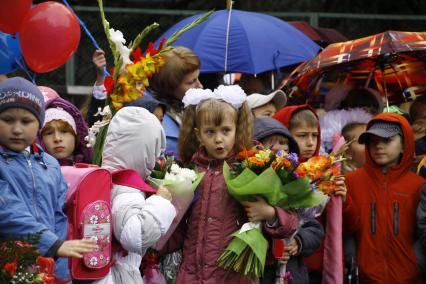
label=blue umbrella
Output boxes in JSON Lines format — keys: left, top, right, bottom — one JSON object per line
{"left": 156, "top": 9, "right": 320, "bottom": 74}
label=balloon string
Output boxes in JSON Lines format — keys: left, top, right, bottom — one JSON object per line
{"left": 15, "top": 57, "right": 36, "bottom": 83}
{"left": 61, "top": 0, "right": 109, "bottom": 77}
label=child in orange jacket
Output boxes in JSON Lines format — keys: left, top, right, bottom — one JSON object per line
{"left": 347, "top": 113, "right": 425, "bottom": 283}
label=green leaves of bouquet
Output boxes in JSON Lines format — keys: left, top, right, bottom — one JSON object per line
{"left": 150, "top": 154, "right": 175, "bottom": 180}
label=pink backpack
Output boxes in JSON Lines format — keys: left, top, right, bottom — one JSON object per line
{"left": 61, "top": 163, "right": 156, "bottom": 280}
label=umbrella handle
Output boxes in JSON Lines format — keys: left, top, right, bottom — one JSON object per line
{"left": 226, "top": 0, "right": 233, "bottom": 10}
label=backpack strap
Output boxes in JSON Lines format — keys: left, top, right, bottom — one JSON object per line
{"left": 111, "top": 169, "right": 156, "bottom": 193}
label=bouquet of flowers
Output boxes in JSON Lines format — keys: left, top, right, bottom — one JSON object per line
{"left": 147, "top": 154, "right": 204, "bottom": 250}
{"left": 218, "top": 147, "right": 327, "bottom": 279}
{"left": 295, "top": 153, "right": 344, "bottom": 195}
{"left": 0, "top": 231, "right": 56, "bottom": 284}
{"left": 296, "top": 153, "right": 346, "bottom": 284}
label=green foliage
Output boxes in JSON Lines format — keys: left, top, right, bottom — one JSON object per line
{"left": 150, "top": 154, "right": 175, "bottom": 179}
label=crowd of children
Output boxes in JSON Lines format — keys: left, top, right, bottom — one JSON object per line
{"left": 0, "top": 42, "right": 425, "bottom": 284}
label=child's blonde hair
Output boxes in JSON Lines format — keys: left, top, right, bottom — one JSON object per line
{"left": 288, "top": 109, "right": 318, "bottom": 131}
{"left": 178, "top": 99, "right": 253, "bottom": 164}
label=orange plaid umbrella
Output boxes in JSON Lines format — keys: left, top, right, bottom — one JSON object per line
{"left": 282, "top": 31, "right": 426, "bottom": 108}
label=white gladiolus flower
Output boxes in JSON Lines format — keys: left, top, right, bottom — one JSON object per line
{"left": 108, "top": 28, "right": 132, "bottom": 67}
{"left": 85, "top": 106, "right": 112, "bottom": 148}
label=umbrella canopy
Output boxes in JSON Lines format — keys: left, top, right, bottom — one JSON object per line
{"left": 282, "top": 31, "right": 426, "bottom": 107}
{"left": 156, "top": 9, "right": 320, "bottom": 74}
{"left": 289, "top": 21, "right": 347, "bottom": 47}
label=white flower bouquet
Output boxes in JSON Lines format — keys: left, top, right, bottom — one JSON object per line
{"left": 148, "top": 156, "right": 204, "bottom": 250}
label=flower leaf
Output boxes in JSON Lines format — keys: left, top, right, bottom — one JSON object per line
{"left": 129, "top": 23, "right": 160, "bottom": 52}
{"left": 163, "top": 9, "right": 214, "bottom": 48}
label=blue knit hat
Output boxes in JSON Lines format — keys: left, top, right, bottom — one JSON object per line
{"left": 0, "top": 77, "right": 45, "bottom": 127}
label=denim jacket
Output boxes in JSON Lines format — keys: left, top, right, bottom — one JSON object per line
{"left": 0, "top": 144, "right": 69, "bottom": 279}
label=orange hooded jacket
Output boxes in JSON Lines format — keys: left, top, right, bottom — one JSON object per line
{"left": 346, "top": 113, "right": 426, "bottom": 283}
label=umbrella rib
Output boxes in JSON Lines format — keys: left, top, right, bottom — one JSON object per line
{"left": 224, "top": 7, "right": 233, "bottom": 73}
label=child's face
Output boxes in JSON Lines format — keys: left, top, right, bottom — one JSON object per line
{"left": 41, "top": 120, "right": 76, "bottom": 160}
{"left": 290, "top": 122, "right": 318, "bottom": 160}
{"left": 345, "top": 125, "right": 367, "bottom": 168}
{"left": 0, "top": 108, "right": 39, "bottom": 152}
{"left": 253, "top": 102, "right": 277, "bottom": 118}
{"left": 153, "top": 106, "right": 164, "bottom": 123}
{"left": 195, "top": 115, "right": 236, "bottom": 160}
{"left": 261, "top": 135, "right": 289, "bottom": 153}
{"left": 368, "top": 135, "right": 403, "bottom": 169}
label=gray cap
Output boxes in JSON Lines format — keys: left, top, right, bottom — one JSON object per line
{"left": 358, "top": 121, "right": 402, "bottom": 144}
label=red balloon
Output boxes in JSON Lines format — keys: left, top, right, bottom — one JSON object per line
{"left": 20, "top": 2, "right": 80, "bottom": 73}
{"left": 0, "top": 0, "right": 32, "bottom": 34}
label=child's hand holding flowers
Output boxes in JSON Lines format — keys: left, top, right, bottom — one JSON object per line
{"left": 332, "top": 176, "right": 347, "bottom": 202}
{"left": 155, "top": 185, "right": 172, "bottom": 201}
{"left": 241, "top": 196, "right": 276, "bottom": 223}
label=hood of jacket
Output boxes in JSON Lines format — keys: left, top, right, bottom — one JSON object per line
{"left": 102, "top": 107, "right": 166, "bottom": 179}
{"left": 124, "top": 94, "right": 167, "bottom": 114}
{"left": 363, "top": 112, "right": 416, "bottom": 182}
{"left": 42, "top": 97, "right": 93, "bottom": 164}
{"left": 273, "top": 104, "right": 321, "bottom": 158}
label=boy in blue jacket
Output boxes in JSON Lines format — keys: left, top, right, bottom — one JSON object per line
{"left": 0, "top": 77, "right": 96, "bottom": 280}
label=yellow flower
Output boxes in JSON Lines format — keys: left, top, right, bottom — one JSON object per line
{"left": 107, "top": 48, "right": 166, "bottom": 110}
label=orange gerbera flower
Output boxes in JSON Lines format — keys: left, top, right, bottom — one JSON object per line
{"left": 237, "top": 148, "right": 258, "bottom": 161}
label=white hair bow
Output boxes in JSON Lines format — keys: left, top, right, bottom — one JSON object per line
{"left": 182, "top": 85, "right": 247, "bottom": 109}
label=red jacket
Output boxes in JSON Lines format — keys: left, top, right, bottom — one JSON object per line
{"left": 174, "top": 147, "right": 299, "bottom": 284}
{"left": 347, "top": 113, "right": 425, "bottom": 283}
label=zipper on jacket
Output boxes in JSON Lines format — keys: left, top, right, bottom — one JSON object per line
{"left": 370, "top": 202, "right": 376, "bottom": 234}
{"left": 393, "top": 202, "right": 399, "bottom": 236}
{"left": 27, "top": 158, "right": 40, "bottom": 221}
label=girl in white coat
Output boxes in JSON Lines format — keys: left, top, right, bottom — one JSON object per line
{"left": 96, "top": 107, "right": 176, "bottom": 283}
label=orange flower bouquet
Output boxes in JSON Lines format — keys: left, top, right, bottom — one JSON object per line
{"left": 295, "top": 153, "right": 345, "bottom": 195}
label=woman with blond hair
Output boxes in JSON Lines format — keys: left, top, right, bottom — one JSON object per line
{"left": 150, "top": 46, "right": 203, "bottom": 156}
